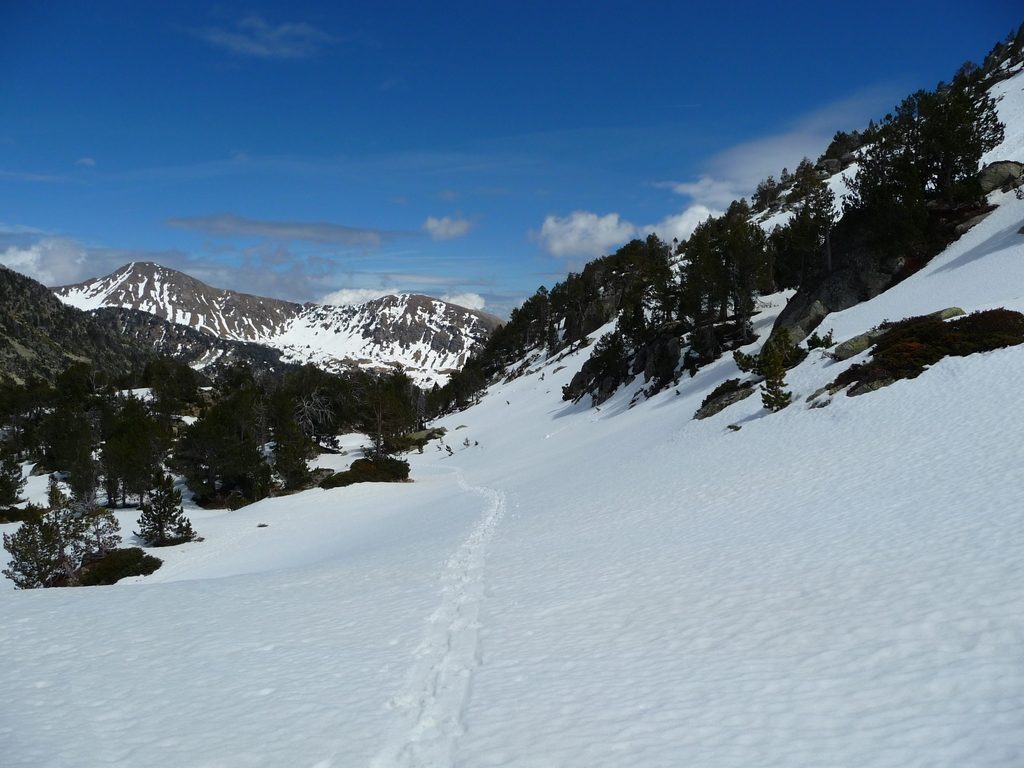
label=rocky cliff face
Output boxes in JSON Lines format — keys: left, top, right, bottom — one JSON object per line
{"left": 55, "top": 262, "right": 501, "bottom": 386}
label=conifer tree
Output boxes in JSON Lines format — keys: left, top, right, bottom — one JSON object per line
{"left": 3, "top": 478, "right": 89, "bottom": 588}
{"left": 0, "top": 445, "right": 25, "bottom": 506}
{"left": 136, "top": 473, "right": 196, "bottom": 547}
{"left": 83, "top": 505, "right": 121, "bottom": 558}
{"left": 760, "top": 339, "right": 792, "bottom": 412}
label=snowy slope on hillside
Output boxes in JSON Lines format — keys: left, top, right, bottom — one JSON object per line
{"left": 4, "top": 66, "right": 1024, "bottom": 768}
{"left": 271, "top": 294, "right": 496, "bottom": 386}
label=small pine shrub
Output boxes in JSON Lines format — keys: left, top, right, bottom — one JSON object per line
{"left": 806, "top": 329, "right": 835, "bottom": 349}
{"left": 78, "top": 548, "right": 162, "bottom": 586}
{"left": 320, "top": 457, "right": 410, "bottom": 489}
{"left": 733, "top": 329, "right": 808, "bottom": 376}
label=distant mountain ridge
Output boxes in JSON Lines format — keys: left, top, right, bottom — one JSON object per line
{"left": 55, "top": 262, "right": 501, "bottom": 385}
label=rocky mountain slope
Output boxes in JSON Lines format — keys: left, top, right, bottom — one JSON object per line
{"left": 0, "top": 265, "right": 295, "bottom": 384}
{"left": 0, "top": 265, "right": 150, "bottom": 383}
{"left": 56, "top": 262, "right": 500, "bottom": 385}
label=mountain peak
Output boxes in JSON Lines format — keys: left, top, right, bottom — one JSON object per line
{"left": 53, "top": 263, "right": 499, "bottom": 385}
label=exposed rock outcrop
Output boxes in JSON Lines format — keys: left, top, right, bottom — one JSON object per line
{"left": 978, "top": 160, "right": 1024, "bottom": 194}
{"left": 694, "top": 384, "right": 755, "bottom": 419}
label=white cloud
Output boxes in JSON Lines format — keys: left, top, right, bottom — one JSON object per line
{"left": 75, "top": 157, "right": 96, "bottom": 168}
{"left": 441, "top": 292, "right": 486, "bottom": 310}
{"left": 0, "top": 235, "right": 189, "bottom": 288}
{"left": 658, "top": 86, "right": 897, "bottom": 210}
{"left": 644, "top": 204, "right": 720, "bottom": 244}
{"left": 424, "top": 215, "right": 472, "bottom": 240}
{"left": 318, "top": 287, "right": 393, "bottom": 306}
{"left": 0, "top": 237, "right": 89, "bottom": 286}
{"left": 537, "top": 211, "right": 636, "bottom": 258}
{"left": 655, "top": 177, "right": 738, "bottom": 210}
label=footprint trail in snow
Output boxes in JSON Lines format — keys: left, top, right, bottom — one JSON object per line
{"left": 372, "top": 468, "right": 505, "bottom": 768}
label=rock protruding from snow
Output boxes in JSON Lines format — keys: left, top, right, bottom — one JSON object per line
{"left": 978, "top": 160, "right": 1024, "bottom": 193}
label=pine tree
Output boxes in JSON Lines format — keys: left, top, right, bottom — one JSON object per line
{"left": 83, "top": 505, "right": 121, "bottom": 558}
{"left": 0, "top": 446, "right": 25, "bottom": 506}
{"left": 2, "top": 484, "right": 89, "bottom": 588}
{"left": 136, "top": 473, "right": 196, "bottom": 547}
{"left": 760, "top": 339, "right": 792, "bottom": 412}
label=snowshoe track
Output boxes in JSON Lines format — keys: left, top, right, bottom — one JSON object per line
{"left": 372, "top": 468, "right": 505, "bottom": 768}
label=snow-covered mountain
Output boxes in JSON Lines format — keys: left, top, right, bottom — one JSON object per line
{"left": 55, "top": 262, "right": 501, "bottom": 385}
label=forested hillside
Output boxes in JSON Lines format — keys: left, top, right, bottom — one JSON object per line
{"left": 433, "top": 24, "right": 1024, "bottom": 413}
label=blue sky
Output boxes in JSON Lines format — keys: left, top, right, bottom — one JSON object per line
{"left": 0, "top": 2, "right": 1020, "bottom": 316}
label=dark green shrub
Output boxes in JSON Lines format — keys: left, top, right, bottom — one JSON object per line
{"left": 0, "top": 503, "right": 43, "bottom": 525}
{"left": 319, "top": 456, "right": 410, "bottom": 489}
{"left": 806, "top": 329, "right": 835, "bottom": 349}
{"left": 78, "top": 547, "right": 162, "bottom": 586}
{"left": 833, "top": 309, "right": 1024, "bottom": 394}
{"left": 734, "top": 329, "right": 808, "bottom": 375}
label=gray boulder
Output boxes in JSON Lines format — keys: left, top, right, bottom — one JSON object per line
{"left": 833, "top": 329, "right": 887, "bottom": 361}
{"left": 978, "top": 161, "right": 1024, "bottom": 194}
{"left": 954, "top": 209, "right": 995, "bottom": 236}
{"left": 694, "top": 384, "right": 755, "bottom": 420}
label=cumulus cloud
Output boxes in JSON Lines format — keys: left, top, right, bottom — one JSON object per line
{"left": 194, "top": 16, "right": 334, "bottom": 59}
{"left": 654, "top": 177, "right": 738, "bottom": 210}
{"left": 441, "top": 292, "right": 486, "bottom": 310}
{"left": 644, "top": 204, "right": 720, "bottom": 244}
{"left": 0, "top": 238, "right": 87, "bottom": 286}
{"left": 537, "top": 211, "right": 636, "bottom": 258}
{"left": 166, "top": 213, "right": 399, "bottom": 246}
{"left": 318, "top": 287, "right": 393, "bottom": 306}
{"left": 0, "top": 237, "right": 183, "bottom": 287}
{"left": 424, "top": 215, "right": 472, "bottom": 240}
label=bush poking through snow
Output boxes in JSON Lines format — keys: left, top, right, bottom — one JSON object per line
{"left": 806, "top": 329, "right": 835, "bottom": 350}
{"left": 832, "top": 309, "right": 1024, "bottom": 395}
{"left": 78, "top": 547, "right": 162, "bottom": 586}
{"left": 734, "top": 328, "right": 807, "bottom": 376}
{"left": 319, "top": 456, "right": 410, "bottom": 489}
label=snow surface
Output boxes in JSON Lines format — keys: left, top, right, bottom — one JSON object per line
{"left": 4, "top": 69, "right": 1024, "bottom": 768}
